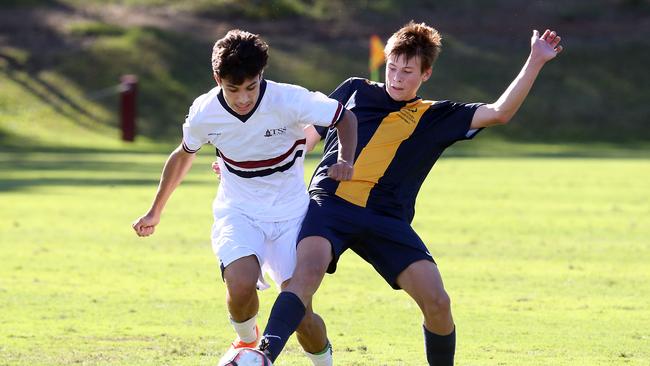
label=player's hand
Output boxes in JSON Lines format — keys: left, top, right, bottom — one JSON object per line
{"left": 327, "top": 160, "right": 354, "bottom": 181}
{"left": 211, "top": 160, "right": 221, "bottom": 178}
{"left": 530, "top": 29, "right": 563, "bottom": 64}
{"left": 132, "top": 212, "right": 160, "bottom": 237}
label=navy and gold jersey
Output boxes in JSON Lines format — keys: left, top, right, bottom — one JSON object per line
{"left": 310, "top": 77, "right": 483, "bottom": 222}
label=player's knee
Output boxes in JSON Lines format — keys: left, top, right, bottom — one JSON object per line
{"left": 422, "top": 291, "right": 451, "bottom": 319}
{"left": 225, "top": 278, "right": 257, "bottom": 303}
{"left": 299, "top": 262, "right": 326, "bottom": 288}
{"left": 293, "top": 251, "right": 326, "bottom": 285}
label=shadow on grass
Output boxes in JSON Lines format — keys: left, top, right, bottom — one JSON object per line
{"left": 0, "top": 142, "right": 174, "bottom": 156}
{"left": 0, "top": 1, "right": 112, "bottom": 131}
{"left": 0, "top": 178, "right": 172, "bottom": 191}
{"left": 1, "top": 137, "right": 648, "bottom": 193}
{"left": 0, "top": 145, "right": 216, "bottom": 192}
{"left": 2, "top": 66, "right": 108, "bottom": 130}
{"left": 444, "top": 141, "right": 650, "bottom": 159}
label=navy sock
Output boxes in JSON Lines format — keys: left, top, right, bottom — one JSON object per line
{"left": 424, "top": 325, "right": 456, "bottom": 366}
{"left": 261, "top": 291, "right": 306, "bottom": 362}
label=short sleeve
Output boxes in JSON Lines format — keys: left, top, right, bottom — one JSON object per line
{"left": 457, "top": 102, "right": 485, "bottom": 140}
{"left": 293, "top": 87, "right": 344, "bottom": 129}
{"left": 181, "top": 101, "right": 210, "bottom": 153}
{"left": 311, "top": 78, "right": 357, "bottom": 139}
{"left": 314, "top": 125, "right": 329, "bottom": 139}
{"left": 328, "top": 78, "right": 355, "bottom": 105}
{"left": 434, "top": 102, "right": 484, "bottom": 145}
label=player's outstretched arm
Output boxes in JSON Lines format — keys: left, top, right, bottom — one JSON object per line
{"left": 132, "top": 144, "right": 196, "bottom": 237}
{"left": 328, "top": 109, "right": 357, "bottom": 181}
{"left": 470, "top": 29, "right": 563, "bottom": 129}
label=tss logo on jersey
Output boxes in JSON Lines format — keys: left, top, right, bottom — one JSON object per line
{"left": 264, "top": 127, "right": 287, "bottom": 137}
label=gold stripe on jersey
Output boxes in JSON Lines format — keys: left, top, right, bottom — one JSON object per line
{"left": 335, "top": 99, "right": 435, "bottom": 207}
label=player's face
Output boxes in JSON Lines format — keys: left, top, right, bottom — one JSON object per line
{"left": 216, "top": 74, "right": 262, "bottom": 115}
{"left": 385, "top": 54, "right": 432, "bottom": 101}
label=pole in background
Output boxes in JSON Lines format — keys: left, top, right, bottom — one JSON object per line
{"left": 369, "top": 35, "right": 385, "bottom": 82}
{"left": 120, "top": 74, "right": 138, "bottom": 142}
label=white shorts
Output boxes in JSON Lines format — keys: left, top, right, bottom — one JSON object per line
{"left": 211, "top": 210, "right": 305, "bottom": 290}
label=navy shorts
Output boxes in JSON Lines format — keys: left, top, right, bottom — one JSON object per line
{"left": 298, "top": 195, "right": 435, "bottom": 289}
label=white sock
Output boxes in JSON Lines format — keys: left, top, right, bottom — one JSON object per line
{"left": 305, "top": 342, "right": 333, "bottom": 366}
{"left": 230, "top": 315, "right": 258, "bottom": 343}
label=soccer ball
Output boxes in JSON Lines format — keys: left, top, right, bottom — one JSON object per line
{"left": 217, "top": 347, "right": 273, "bottom": 366}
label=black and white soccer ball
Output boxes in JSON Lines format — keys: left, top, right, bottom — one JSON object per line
{"left": 217, "top": 347, "right": 273, "bottom": 366}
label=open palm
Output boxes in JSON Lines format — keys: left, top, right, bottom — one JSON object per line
{"left": 531, "top": 29, "right": 563, "bottom": 63}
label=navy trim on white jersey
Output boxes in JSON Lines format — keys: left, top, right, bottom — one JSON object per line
{"left": 220, "top": 149, "right": 304, "bottom": 178}
{"left": 329, "top": 103, "right": 344, "bottom": 128}
{"left": 182, "top": 140, "right": 199, "bottom": 153}
{"left": 219, "top": 139, "right": 306, "bottom": 168}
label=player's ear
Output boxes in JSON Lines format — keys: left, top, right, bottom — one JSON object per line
{"left": 214, "top": 73, "right": 221, "bottom": 85}
{"left": 421, "top": 67, "right": 432, "bottom": 82}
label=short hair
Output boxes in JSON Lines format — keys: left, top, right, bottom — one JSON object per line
{"left": 211, "top": 29, "right": 269, "bottom": 85}
{"left": 384, "top": 21, "right": 442, "bottom": 72}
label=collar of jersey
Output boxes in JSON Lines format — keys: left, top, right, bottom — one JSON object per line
{"left": 217, "top": 79, "right": 267, "bottom": 123}
{"left": 382, "top": 84, "right": 421, "bottom": 106}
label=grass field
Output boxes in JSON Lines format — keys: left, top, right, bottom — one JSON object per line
{"left": 1, "top": 146, "right": 649, "bottom": 365}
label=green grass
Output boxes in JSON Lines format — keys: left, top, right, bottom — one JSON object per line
{"left": 1, "top": 147, "right": 649, "bottom": 365}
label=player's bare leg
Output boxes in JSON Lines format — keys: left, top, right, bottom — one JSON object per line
{"left": 285, "top": 236, "right": 332, "bottom": 304}
{"left": 223, "top": 255, "right": 262, "bottom": 347}
{"left": 280, "top": 279, "right": 328, "bottom": 352}
{"left": 397, "top": 260, "right": 455, "bottom": 365}
{"left": 281, "top": 279, "right": 332, "bottom": 365}
{"left": 397, "top": 260, "right": 453, "bottom": 333}
{"left": 260, "top": 236, "right": 332, "bottom": 362}
{"left": 295, "top": 307, "right": 328, "bottom": 353}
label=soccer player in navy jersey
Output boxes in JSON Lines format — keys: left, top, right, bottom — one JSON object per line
{"left": 258, "top": 22, "right": 563, "bottom": 365}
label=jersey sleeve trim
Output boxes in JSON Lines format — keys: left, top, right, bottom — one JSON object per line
{"left": 182, "top": 140, "right": 200, "bottom": 154}
{"left": 459, "top": 103, "right": 486, "bottom": 140}
{"left": 329, "top": 103, "right": 344, "bottom": 128}
{"left": 465, "top": 128, "right": 484, "bottom": 139}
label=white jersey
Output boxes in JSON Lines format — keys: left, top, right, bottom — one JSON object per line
{"left": 182, "top": 79, "right": 344, "bottom": 222}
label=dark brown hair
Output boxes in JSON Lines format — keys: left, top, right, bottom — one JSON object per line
{"left": 385, "top": 21, "right": 442, "bottom": 72}
{"left": 211, "top": 29, "right": 269, "bottom": 85}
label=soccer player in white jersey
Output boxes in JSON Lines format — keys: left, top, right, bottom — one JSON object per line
{"left": 132, "top": 29, "right": 357, "bottom": 366}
